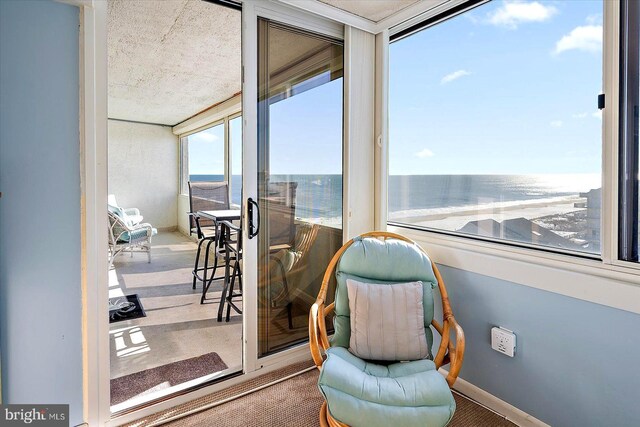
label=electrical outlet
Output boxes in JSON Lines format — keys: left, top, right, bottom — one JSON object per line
{"left": 491, "top": 326, "right": 516, "bottom": 357}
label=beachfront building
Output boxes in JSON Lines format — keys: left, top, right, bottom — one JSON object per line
{"left": 1, "top": 1, "right": 639, "bottom": 426}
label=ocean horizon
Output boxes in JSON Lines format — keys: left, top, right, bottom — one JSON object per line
{"left": 189, "top": 173, "right": 601, "bottom": 220}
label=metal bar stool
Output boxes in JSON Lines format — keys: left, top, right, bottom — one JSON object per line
{"left": 190, "top": 213, "right": 225, "bottom": 304}
{"left": 217, "top": 220, "right": 242, "bottom": 322}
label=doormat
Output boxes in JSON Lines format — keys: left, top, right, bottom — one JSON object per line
{"left": 110, "top": 352, "right": 228, "bottom": 406}
{"left": 109, "top": 294, "right": 146, "bottom": 323}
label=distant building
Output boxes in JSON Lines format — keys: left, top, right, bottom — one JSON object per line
{"left": 580, "top": 188, "right": 601, "bottom": 249}
{"left": 459, "top": 217, "right": 583, "bottom": 251}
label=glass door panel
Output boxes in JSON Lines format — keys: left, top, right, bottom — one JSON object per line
{"left": 256, "top": 19, "right": 343, "bottom": 356}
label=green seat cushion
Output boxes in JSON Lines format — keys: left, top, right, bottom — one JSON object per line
{"left": 118, "top": 227, "right": 157, "bottom": 243}
{"left": 332, "top": 236, "right": 438, "bottom": 355}
{"left": 318, "top": 347, "right": 455, "bottom": 427}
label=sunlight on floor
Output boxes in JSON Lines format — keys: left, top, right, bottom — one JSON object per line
{"left": 108, "top": 267, "right": 125, "bottom": 299}
{"left": 111, "top": 326, "right": 150, "bottom": 357}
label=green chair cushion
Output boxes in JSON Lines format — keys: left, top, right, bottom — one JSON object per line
{"left": 318, "top": 347, "right": 455, "bottom": 427}
{"left": 118, "top": 227, "right": 157, "bottom": 243}
{"left": 332, "top": 236, "right": 437, "bottom": 353}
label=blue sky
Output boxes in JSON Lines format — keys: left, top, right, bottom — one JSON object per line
{"left": 188, "top": 123, "right": 224, "bottom": 175}
{"left": 190, "top": 0, "right": 603, "bottom": 177}
{"left": 269, "top": 76, "right": 343, "bottom": 175}
{"left": 188, "top": 76, "right": 342, "bottom": 176}
{"left": 389, "top": 0, "right": 603, "bottom": 175}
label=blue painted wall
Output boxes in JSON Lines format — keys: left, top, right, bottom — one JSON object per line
{"left": 0, "top": 1, "right": 83, "bottom": 425}
{"left": 435, "top": 264, "right": 640, "bottom": 427}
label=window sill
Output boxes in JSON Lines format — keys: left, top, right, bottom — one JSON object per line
{"left": 387, "top": 224, "right": 640, "bottom": 315}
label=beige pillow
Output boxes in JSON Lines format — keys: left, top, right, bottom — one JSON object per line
{"left": 346, "top": 279, "right": 429, "bottom": 361}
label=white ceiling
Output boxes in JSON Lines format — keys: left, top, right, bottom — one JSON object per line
{"left": 107, "top": 0, "right": 420, "bottom": 125}
{"left": 318, "top": 0, "right": 421, "bottom": 22}
{"left": 108, "top": 0, "right": 241, "bottom": 125}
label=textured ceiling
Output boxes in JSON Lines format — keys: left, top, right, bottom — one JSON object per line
{"left": 108, "top": 0, "right": 241, "bottom": 125}
{"left": 318, "top": 0, "right": 421, "bottom": 22}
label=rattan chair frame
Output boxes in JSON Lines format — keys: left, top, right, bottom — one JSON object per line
{"left": 309, "top": 231, "right": 466, "bottom": 427}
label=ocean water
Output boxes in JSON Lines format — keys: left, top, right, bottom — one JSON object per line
{"left": 388, "top": 174, "right": 601, "bottom": 215}
{"left": 189, "top": 173, "right": 601, "bottom": 220}
{"left": 189, "top": 174, "right": 343, "bottom": 220}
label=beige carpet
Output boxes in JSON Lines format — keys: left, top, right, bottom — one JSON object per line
{"left": 162, "top": 369, "right": 516, "bottom": 427}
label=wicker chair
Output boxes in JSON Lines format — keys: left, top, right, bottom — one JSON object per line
{"left": 107, "top": 210, "right": 156, "bottom": 269}
{"left": 108, "top": 194, "right": 143, "bottom": 226}
{"left": 309, "top": 231, "right": 465, "bottom": 427}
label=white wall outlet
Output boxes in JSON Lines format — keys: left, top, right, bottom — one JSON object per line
{"left": 491, "top": 326, "right": 516, "bottom": 357}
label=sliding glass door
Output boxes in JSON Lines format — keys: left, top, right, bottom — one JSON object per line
{"left": 253, "top": 19, "right": 344, "bottom": 356}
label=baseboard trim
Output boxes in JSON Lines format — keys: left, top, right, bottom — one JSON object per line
{"left": 439, "top": 369, "right": 550, "bottom": 427}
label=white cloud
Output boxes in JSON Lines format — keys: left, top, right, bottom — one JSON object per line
{"left": 592, "top": 110, "right": 602, "bottom": 120}
{"left": 415, "top": 148, "right": 435, "bottom": 158}
{"left": 441, "top": 70, "right": 471, "bottom": 84}
{"left": 550, "top": 120, "right": 563, "bottom": 128}
{"left": 488, "top": 1, "right": 558, "bottom": 29}
{"left": 198, "top": 132, "right": 219, "bottom": 143}
{"left": 554, "top": 25, "right": 602, "bottom": 54}
{"left": 572, "top": 112, "right": 589, "bottom": 119}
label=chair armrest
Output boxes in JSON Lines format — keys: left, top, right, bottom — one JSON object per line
{"left": 188, "top": 212, "right": 207, "bottom": 239}
{"left": 309, "top": 299, "right": 334, "bottom": 369}
{"left": 132, "top": 222, "right": 154, "bottom": 236}
{"left": 431, "top": 315, "right": 465, "bottom": 387}
{"left": 123, "top": 207, "right": 141, "bottom": 216}
{"left": 444, "top": 316, "right": 465, "bottom": 387}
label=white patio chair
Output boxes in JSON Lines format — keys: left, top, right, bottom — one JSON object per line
{"left": 108, "top": 194, "right": 143, "bottom": 225}
{"left": 108, "top": 210, "right": 157, "bottom": 268}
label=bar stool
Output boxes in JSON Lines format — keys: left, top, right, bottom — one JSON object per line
{"left": 190, "top": 213, "right": 224, "bottom": 304}
{"left": 217, "top": 220, "right": 242, "bottom": 322}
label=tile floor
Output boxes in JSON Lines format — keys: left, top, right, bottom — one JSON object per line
{"left": 108, "top": 232, "right": 242, "bottom": 405}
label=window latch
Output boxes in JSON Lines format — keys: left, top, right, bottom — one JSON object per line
{"left": 598, "top": 94, "right": 605, "bottom": 110}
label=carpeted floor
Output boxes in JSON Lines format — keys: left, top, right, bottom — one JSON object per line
{"left": 161, "top": 369, "right": 517, "bottom": 427}
{"left": 111, "top": 352, "right": 228, "bottom": 406}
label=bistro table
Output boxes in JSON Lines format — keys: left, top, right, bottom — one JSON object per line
{"left": 195, "top": 209, "right": 241, "bottom": 303}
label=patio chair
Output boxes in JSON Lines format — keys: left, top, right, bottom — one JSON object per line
{"left": 188, "top": 181, "right": 230, "bottom": 296}
{"left": 107, "top": 210, "right": 157, "bottom": 269}
{"left": 269, "top": 222, "right": 319, "bottom": 329}
{"left": 188, "top": 181, "right": 229, "bottom": 236}
{"left": 309, "top": 231, "right": 465, "bottom": 427}
{"left": 108, "top": 194, "right": 143, "bottom": 226}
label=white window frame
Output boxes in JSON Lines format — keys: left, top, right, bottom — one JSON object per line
{"left": 228, "top": 111, "right": 243, "bottom": 207}
{"left": 381, "top": 0, "right": 640, "bottom": 316}
{"left": 178, "top": 118, "right": 227, "bottom": 196}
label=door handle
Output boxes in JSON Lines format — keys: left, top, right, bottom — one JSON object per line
{"left": 247, "top": 197, "right": 260, "bottom": 239}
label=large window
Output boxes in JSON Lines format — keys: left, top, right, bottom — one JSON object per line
{"left": 389, "top": 0, "right": 603, "bottom": 255}
{"left": 180, "top": 114, "right": 242, "bottom": 204}
{"left": 180, "top": 122, "right": 225, "bottom": 194}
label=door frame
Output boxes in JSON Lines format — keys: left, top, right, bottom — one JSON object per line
{"left": 78, "top": 1, "right": 355, "bottom": 425}
{"left": 240, "top": 0, "right": 345, "bottom": 374}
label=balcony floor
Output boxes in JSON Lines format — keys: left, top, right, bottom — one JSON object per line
{"left": 109, "top": 231, "right": 242, "bottom": 407}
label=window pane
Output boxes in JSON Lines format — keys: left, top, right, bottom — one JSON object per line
{"left": 187, "top": 123, "right": 225, "bottom": 184}
{"left": 389, "top": 0, "right": 603, "bottom": 254}
{"left": 618, "top": 0, "right": 640, "bottom": 261}
{"left": 230, "top": 115, "right": 242, "bottom": 206}
{"left": 257, "top": 20, "right": 343, "bottom": 356}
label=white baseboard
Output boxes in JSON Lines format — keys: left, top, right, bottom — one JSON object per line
{"left": 439, "top": 369, "right": 550, "bottom": 427}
